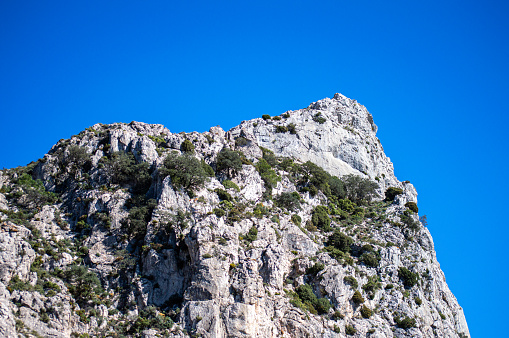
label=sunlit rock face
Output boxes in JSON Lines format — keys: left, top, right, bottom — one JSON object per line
{"left": 0, "top": 94, "right": 468, "bottom": 337}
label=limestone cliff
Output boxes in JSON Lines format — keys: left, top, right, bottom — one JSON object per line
{"left": 0, "top": 94, "right": 469, "bottom": 337}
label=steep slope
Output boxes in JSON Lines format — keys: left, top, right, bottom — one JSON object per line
{"left": 0, "top": 94, "right": 469, "bottom": 337}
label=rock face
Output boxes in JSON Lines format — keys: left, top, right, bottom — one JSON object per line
{"left": 0, "top": 94, "right": 469, "bottom": 337}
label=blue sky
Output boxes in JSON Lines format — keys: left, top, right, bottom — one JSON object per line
{"left": 1, "top": 1, "right": 508, "bottom": 336}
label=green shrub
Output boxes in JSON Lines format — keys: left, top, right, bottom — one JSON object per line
{"left": 275, "top": 125, "right": 288, "bottom": 133}
{"left": 362, "top": 275, "right": 381, "bottom": 295}
{"left": 272, "top": 116, "right": 282, "bottom": 121}
{"left": 359, "top": 252, "right": 379, "bottom": 268}
{"left": 201, "top": 159, "right": 215, "bottom": 177}
{"left": 256, "top": 158, "right": 281, "bottom": 196}
{"left": 125, "top": 198, "right": 157, "bottom": 239}
{"left": 343, "top": 276, "right": 358, "bottom": 289}
{"left": 215, "top": 188, "right": 233, "bottom": 201}
{"left": 294, "top": 284, "right": 330, "bottom": 314}
{"left": 312, "top": 112, "right": 326, "bottom": 124}
{"left": 306, "top": 263, "right": 325, "bottom": 277}
{"left": 253, "top": 203, "right": 269, "bottom": 218}
{"left": 131, "top": 306, "right": 173, "bottom": 333}
{"left": 311, "top": 205, "right": 331, "bottom": 231}
{"left": 291, "top": 214, "right": 302, "bottom": 226}
{"left": 385, "top": 187, "right": 403, "bottom": 201}
{"left": 235, "top": 137, "right": 250, "bottom": 147}
{"left": 415, "top": 297, "right": 422, "bottom": 306}
{"left": 360, "top": 305, "right": 372, "bottom": 318}
{"left": 327, "top": 230, "right": 353, "bottom": 253}
{"left": 337, "top": 198, "right": 355, "bottom": 213}
{"left": 160, "top": 152, "right": 206, "bottom": 191}
{"left": 262, "top": 114, "right": 271, "bottom": 120}
{"left": 345, "top": 324, "right": 356, "bottom": 335}
{"left": 213, "top": 208, "right": 226, "bottom": 218}
{"left": 180, "top": 139, "right": 195, "bottom": 153}
{"left": 315, "top": 297, "right": 331, "bottom": 314}
{"left": 405, "top": 201, "right": 419, "bottom": 213}
{"left": 398, "top": 267, "right": 419, "bottom": 288}
{"left": 11, "top": 173, "right": 59, "bottom": 209}
{"left": 8, "top": 275, "right": 33, "bottom": 292}
{"left": 216, "top": 148, "right": 243, "bottom": 178}
{"left": 400, "top": 212, "right": 420, "bottom": 231}
{"left": 244, "top": 226, "right": 258, "bottom": 243}
{"left": 275, "top": 192, "right": 301, "bottom": 211}
{"left": 352, "top": 290, "right": 364, "bottom": 304}
{"left": 395, "top": 316, "right": 416, "bottom": 329}
{"left": 64, "top": 265, "right": 103, "bottom": 306}
{"left": 102, "top": 152, "right": 152, "bottom": 193}
{"left": 343, "top": 174, "right": 378, "bottom": 204}
{"left": 222, "top": 180, "right": 240, "bottom": 191}
{"left": 287, "top": 123, "right": 297, "bottom": 134}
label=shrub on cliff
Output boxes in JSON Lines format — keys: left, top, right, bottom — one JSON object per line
{"left": 398, "top": 267, "right": 419, "bottom": 287}
{"left": 385, "top": 187, "right": 403, "bottom": 201}
{"left": 160, "top": 152, "right": 206, "bottom": 190}
{"left": 216, "top": 148, "right": 243, "bottom": 178}
{"left": 311, "top": 205, "right": 331, "bottom": 231}
{"left": 342, "top": 174, "right": 378, "bottom": 204}
{"left": 180, "top": 139, "right": 195, "bottom": 153}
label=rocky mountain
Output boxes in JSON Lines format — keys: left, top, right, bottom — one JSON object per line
{"left": 0, "top": 93, "right": 469, "bottom": 337}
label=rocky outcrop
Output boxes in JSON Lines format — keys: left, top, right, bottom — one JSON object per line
{"left": 0, "top": 94, "right": 469, "bottom": 337}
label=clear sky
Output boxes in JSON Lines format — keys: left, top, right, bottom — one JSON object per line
{"left": 1, "top": 1, "right": 508, "bottom": 336}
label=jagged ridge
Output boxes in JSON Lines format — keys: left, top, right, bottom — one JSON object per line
{"left": 0, "top": 94, "right": 469, "bottom": 337}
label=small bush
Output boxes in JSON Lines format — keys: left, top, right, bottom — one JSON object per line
{"left": 360, "top": 305, "right": 372, "bottom": 318}
{"left": 415, "top": 297, "right": 422, "bottom": 306}
{"left": 315, "top": 297, "right": 331, "bottom": 314}
{"left": 275, "top": 125, "right": 288, "bottom": 133}
{"left": 201, "top": 159, "right": 215, "bottom": 177}
{"left": 385, "top": 187, "right": 403, "bottom": 201}
{"left": 180, "top": 139, "right": 195, "bottom": 153}
{"left": 332, "top": 311, "right": 344, "bottom": 320}
{"left": 398, "top": 267, "right": 419, "bottom": 288}
{"left": 213, "top": 208, "right": 225, "bottom": 218}
{"left": 359, "top": 252, "right": 379, "bottom": 268}
{"left": 343, "top": 276, "right": 358, "bottom": 289}
{"left": 216, "top": 148, "right": 243, "bottom": 178}
{"left": 262, "top": 114, "right": 271, "bottom": 120}
{"left": 405, "top": 201, "right": 418, "bottom": 213}
{"left": 160, "top": 152, "right": 206, "bottom": 190}
{"left": 275, "top": 192, "right": 301, "bottom": 211}
{"left": 244, "top": 226, "right": 258, "bottom": 243}
{"left": 395, "top": 316, "right": 416, "bottom": 329}
{"left": 287, "top": 123, "right": 297, "bottom": 134}
{"left": 306, "top": 263, "right": 325, "bottom": 277}
{"left": 222, "top": 180, "right": 240, "bottom": 191}
{"left": 327, "top": 230, "right": 353, "bottom": 253}
{"left": 235, "top": 137, "right": 250, "bottom": 147}
{"left": 215, "top": 188, "right": 233, "bottom": 201}
{"left": 312, "top": 112, "right": 326, "bottom": 124}
{"left": 311, "top": 205, "right": 331, "bottom": 231}
{"left": 345, "top": 324, "right": 356, "bottom": 335}
{"left": 352, "top": 290, "right": 364, "bottom": 304}
{"left": 272, "top": 116, "right": 282, "bottom": 121}
{"left": 343, "top": 174, "right": 378, "bottom": 204}
{"left": 291, "top": 214, "right": 302, "bottom": 226}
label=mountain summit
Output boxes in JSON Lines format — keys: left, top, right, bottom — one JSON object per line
{"left": 0, "top": 94, "right": 469, "bottom": 337}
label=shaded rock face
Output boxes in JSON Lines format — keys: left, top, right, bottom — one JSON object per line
{"left": 0, "top": 94, "right": 469, "bottom": 338}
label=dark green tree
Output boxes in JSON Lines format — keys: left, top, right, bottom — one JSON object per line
{"left": 216, "top": 148, "right": 243, "bottom": 178}
{"left": 311, "top": 205, "right": 331, "bottom": 231}
{"left": 327, "top": 229, "right": 353, "bottom": 253}
{"left": 180, "top": 139, "right": 195, "bottom": 153}
{"left": 160, "top": 152, "right": 206, "bottom": 190}
{"left": 343, "top": 174, "right": 378, "bottom": 204}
